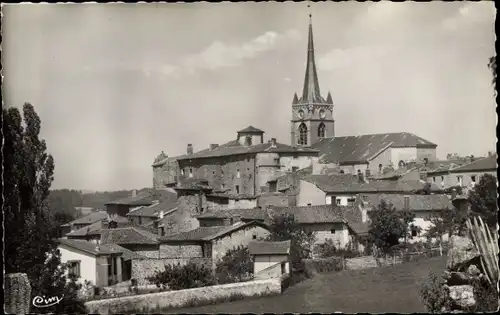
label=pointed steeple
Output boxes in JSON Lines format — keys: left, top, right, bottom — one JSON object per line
{"left": 292, "top": 92, "right": 299, "bottom": 105}
{"left": 301, "top": 12, "right": 322, "bottom": 104}
{"left": 326, "top": 91, "right": 333, "bottom": 104}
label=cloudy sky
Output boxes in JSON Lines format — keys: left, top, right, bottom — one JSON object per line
{"left": 2, "top": 2, "right": 496, "bottom": 191}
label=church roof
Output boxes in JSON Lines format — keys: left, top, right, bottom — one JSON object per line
{"left": 299, "top": 16, "right": 324, "bottom": 104}
{"left": 237, "top": 126, "right": 265, "bottom": 134}
{"left": 311, "top": 132, "right": 437, "bottom": 164}
{"left": 177, "top": 139, "right": 318, "bottom": 160}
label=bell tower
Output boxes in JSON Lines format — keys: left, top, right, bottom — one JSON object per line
{"left": 290, "top": 10, "right": 335, "bottom": 147}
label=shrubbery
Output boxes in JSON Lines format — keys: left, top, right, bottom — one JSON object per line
{"left": 147, "top": 261, "right": 215, "bottom": 291}
{"left": 303, "top": 257, "right": 344, "bottom": 276}
{"left": 215, "top": 246, "right": 253, "bottom": 284}
{"left": 418, "top": 271, "right": 449, "bottom": 313}
{"left": 315, "top": 239, "right": 359, "bottom": 259}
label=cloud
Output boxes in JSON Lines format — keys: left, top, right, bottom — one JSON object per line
{"left": 441, "top": 2, "right": 495, "bottom": 31}
{"left": 318, "top": 45, "right": 391, "bottom": 71}
{"left": 180, "top": 29, "right": 301, "bottom": 73}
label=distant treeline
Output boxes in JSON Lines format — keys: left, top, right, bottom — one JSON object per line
{"left": 47, "top": 188, "right": 148, "bottom": 223}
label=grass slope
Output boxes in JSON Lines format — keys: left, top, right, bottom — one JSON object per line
{"left": 167, "top": 256, "right": 446, "bottom": 313}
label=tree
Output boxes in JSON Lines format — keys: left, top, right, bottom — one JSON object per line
{"left": 215, "top": 245, "right": 253, "bottom": 284}
{"left": 3, "top": 103, "right": 87, "bottom": 313}
{"left": 368, "top": 200, "right": 415, "bottom": 254}
{"left": 266, "top": 214, "right": 316, "bottom": 270}
{"left": 488, "top": 56, "right": 496, "bottom": 93}
{"left": 468, "top": 173, "right": 498, "bottom": 229}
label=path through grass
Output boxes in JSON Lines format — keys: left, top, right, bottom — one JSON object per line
{"left": 167, "top": 256, "right": 446, "bottom": 313}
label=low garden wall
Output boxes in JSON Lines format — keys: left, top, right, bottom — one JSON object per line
{"left": 85, "top": 277, "right": 282, "bottom": 314}
{"left": 131, "top": 257, "right": 212, "bottom": 285}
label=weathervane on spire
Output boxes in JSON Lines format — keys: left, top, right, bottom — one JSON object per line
{"left": 307, "top": 1, "right": 312, "bottom": 21}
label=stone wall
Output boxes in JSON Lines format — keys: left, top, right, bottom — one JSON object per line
{"left": 85, "top": 278, "right": 282, "bottom": 314}
{"left": 131, "top": 257, "right": 212, "bottom": 285}
{"left": 441, "top": 235, "right": 492, "bottom": 312}
{"left": 159, "top": 243, "right": 203, "bottom": 259}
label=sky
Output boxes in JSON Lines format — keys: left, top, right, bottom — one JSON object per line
{"left": 2, "top": 2, "right": 497, "bottom": 191}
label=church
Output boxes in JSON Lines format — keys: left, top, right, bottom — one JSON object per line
{"left": 153, "top": 15, "right": 438, "bottom": 192}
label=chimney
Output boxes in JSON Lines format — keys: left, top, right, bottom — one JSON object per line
{"left": 209, "top": 144, "right": 219, "bottom": 150}
{"left": 159, "top": 211, "right": 164, "bottom": 219}
{"left": 187, "top": 144, "right": 193, "bottom": 155}
{"left": 131, "top": 189, "right": 137, "bottom": 197}
{"left": 271, "top": 138, "right": 277, "bottom": 147}
{"left": 404, "top": 196, "right": 410, "bottom": 210}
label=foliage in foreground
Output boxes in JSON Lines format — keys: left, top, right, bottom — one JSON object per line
{"left": 418, "top": 271, "right": 449, "bottom": 313}
{"left": 315, "top": 239, "right": 359, "bottom": 259}
{"left": 3, "top": 103, "right": 87, "bottom": 313}
{"left": 215, "top": 246, "right": 253, "bottom": 284}
{"left": 147, "top": 261, "right": 215, "bottom": 290}
{"left": 468, "top": 173, "right": 498, "bottom": 230}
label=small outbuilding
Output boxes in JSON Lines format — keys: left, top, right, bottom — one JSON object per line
{"left": 248, "top": 240, "right": 291, "bottom": 279}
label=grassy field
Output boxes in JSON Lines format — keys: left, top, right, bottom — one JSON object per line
{"left": 166, "top": 256, "right": 447, "bottom": 314}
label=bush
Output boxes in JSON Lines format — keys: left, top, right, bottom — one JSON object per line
{"left": 418, "top": 271, "right": 449, "bottom": 313}
{"left": 315, "top": 239, "right": 359, "bottom": 259}
{"left": 215, "top": 245, "right": 253, "bottom": 284}
{"left": 466, "top": 277, "right": 499, "bottom": 312}
{"left": 146, "top": 261, "right": 215, "bottom": 291}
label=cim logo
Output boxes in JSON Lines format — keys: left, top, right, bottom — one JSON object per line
{"left": 32, "top": 295, "right": 64, "bottom": 308}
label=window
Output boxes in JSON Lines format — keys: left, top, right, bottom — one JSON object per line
{"left": 336, "top": 199, "right": 341, "bottom": 206}
{"left": 307, "top": 203, "right": 312, "bottom": 206}
{"left": 298, "top": 123, "right": 308, "bottom": 145}
{"left": 378, "top": 164, "right": 383, "bottom": 173}
{"left": 252, "top": 235, "right": 257, "bottom": 240}
{"left": 161, "top": 227, "right": 165, "bottom": 236}
{"left": 441, "top": 176, "right": 444, "bottom": 181}
{"left": 68, "top": 260, "right": 81, "bottom": 277}
{"left": 274, "top": 158, "right": 280, "bottom": 165}
{"left": 433, "top": 177, "right": 436, "bottom": 182}
{"left": 212, "top": 171, "right": 216, "bottom": 176}
{"left": 398, "top": 160, "right": 405, "bottom": 169}
{"left": 357, "top": 169, "right": 361, "bottom": 174}
{"left": 330, "top": 229, "right": 336, "bottom": 234}
{"left": 340, "top": 170, "right": 344, "bottom": 174}
{"left": 347, "top": 198, "right": 355, "bottom": 206}
{"left": 317, "top": 123, "right": 326, "bottom": 139}
{"left": 457, "top": 176, "right": 463, "bottom": 186}
{"left": 245, "top": 136, "right": 252, "bottom": 146}
{"left": 423, "top": 158, "right": 429, "bottom": 165}
{"left": 221, "top": 184, "right": 225, "bottom": 190}
{"left": 138, "top": 217, "right": 142, "bottom": 225}
{"left": 471, "top": 175, "right": 476, "bottom": 183}
{"left": 235, "top": 185, "right": 240, "bottom": 194}
{"left": 236, "top": 169, "right": 240, "bottom": 178}
{"left": 292, "top": 166, "right": 298, "bottom": 172}
{"left": 189, "top": 168, "right": 193, "bottom": 178}
{"left": 269, "top": 181, "right": 277, "bottom": 193}
{"left": 411, "top": 226, "right": 418, "bottom": 237}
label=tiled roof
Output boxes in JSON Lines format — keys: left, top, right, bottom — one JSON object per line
{"left": 196, "top": 207, "right": 269, "bottom": 222}
{"left": 100, "top": 227, "right": 159, "bottom": 245}
{"left": 301, "top": 174, "right": 430, "bottom": 193}
{"left": 421, "top": 159, "right": 470, "bottom": 174}
{"left": 57, "top": 239, "right": 125, "bottom": 256}
{"left": 248, "top": 240, "right": 291, "bottom": 255}
{"left": 341, "top": 205, "right": 370, "bottom": 236}
{"left": 68, "top": 211, "right": 108, "bottom": 225}
{"left": 207, "top": 193, "right": 257, "bottom": 200}
{"left": 160, "top": 221, "right": 268, "bottom": 243}
{"left": 361, "top": 194, "right": 454, "bottom": 211}
{"left": 268, "top": 205, "right": 345, "bottom": 224}
{"left": 66, "top": 220, "right": 105, "bottom": 237}
{"left": 311, "top": 132, "right": 437, "bottom": 164}
{"left": 370, "top": 167, "right": 418, "bottom": 180}
{"left": 127, "top": 200, "right": 178, "bottom": 218}
{"left": 177, "top": 139, "right": 318, "bottom": 160}
{"left": 237, "top": 126, "right": 265, "bottom": 134}
{"left": 439, "top": 155, "right": 497, "bottom": 173}
{"left": 105, "top": 193, "right": 154, "bottom": 206}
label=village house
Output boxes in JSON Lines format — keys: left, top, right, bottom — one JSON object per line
{"left": 158, "top": 220, "right": 270, "bottom": 270}
{"left": 268, "top": 204, "right": 368, "bottom": 250}
{"left": 60, "top": 211, "right": 109, "bottom": 235}
{"left": 296, "top": 173, "right": 434, "bottom": 207}
{"left": 153, "top": 127, "right": 319, "bottom": 196}
{"left": 249, "top": 240, "right": 291, "bottom": 280}
{"left": 426, "top": 154, "right": 497, "bottom": 190}
{"left": 64, "top": 216, "right": 129, "bottom": 243}
{"left": 358, "top": 193, "right": 455, "bottom": 242}
{"left": 56, "top": 238, "right": 143, "bottom": 287}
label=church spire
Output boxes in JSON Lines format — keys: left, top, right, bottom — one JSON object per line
{"left": 301, "top": 8, "right": 322, "bottom": 104}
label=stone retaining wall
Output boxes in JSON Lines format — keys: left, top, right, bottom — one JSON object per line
{"left": 85, "top": 278, "right": 282, "bottom": 314}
